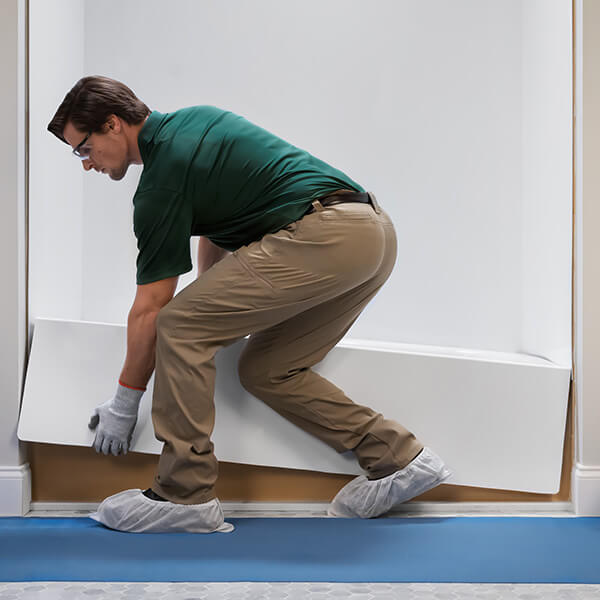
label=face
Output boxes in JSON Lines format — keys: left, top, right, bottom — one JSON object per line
{"left": 63, "top": 116, "right": 131, "bottom": 181}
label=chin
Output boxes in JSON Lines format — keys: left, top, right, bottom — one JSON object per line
{"left": 109, "top": 166, "right": 127, "bottom": 181}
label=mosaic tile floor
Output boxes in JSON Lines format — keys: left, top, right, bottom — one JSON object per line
{"left": 1, "top": 582, "right": 600, "bottom": 599}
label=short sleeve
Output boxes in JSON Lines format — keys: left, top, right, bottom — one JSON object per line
{"left": 133, "top": 189, "right": 194, "bottom": 285}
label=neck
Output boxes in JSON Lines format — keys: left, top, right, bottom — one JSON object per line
{"left": 127, "top": 114, "right": 150, "bottom": 166}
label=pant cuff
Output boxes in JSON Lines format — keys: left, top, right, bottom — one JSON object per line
{"left": 152, "top": 483, "right": 217, "bottom": 505}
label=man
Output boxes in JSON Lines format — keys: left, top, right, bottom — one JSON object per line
{"left": 48, "top": 76, "right": 451, "bottom": 534}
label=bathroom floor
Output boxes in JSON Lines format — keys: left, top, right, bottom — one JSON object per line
{"left": 3, "top": 508, "right": 596, "bottom": 599}
{"left": 1, "top": 581, "right": 599, "bottom": 599}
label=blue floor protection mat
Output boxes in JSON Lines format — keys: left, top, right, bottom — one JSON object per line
{"left": 1, "top": 516, "right": 599, "bottom": 583}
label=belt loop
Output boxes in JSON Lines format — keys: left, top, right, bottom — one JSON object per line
{"left": 311, "top": 199, "right": 325, "bottom": 212}
{"left": 368, "top": 191, "right": 382, "bottom": 214}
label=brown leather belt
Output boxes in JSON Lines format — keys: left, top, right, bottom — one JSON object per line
{"left": 304, "top": 189, "right": 374, "bottom": 215}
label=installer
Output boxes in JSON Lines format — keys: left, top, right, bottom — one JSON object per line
{"left": 48, "top": 76, "right": 452, "bottom": 533}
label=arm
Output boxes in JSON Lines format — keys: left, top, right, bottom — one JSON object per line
{"left": 120, "top": 238, "right": 228, "bottom": 387}
{"left": 197, "top": 236, "right": 230, "bottom": 276}
{"left": 119, "top": 275, "right": 179, "bottom": 389}
{"left": 118, "top": 238, "right": 228, "bottom": 387}
{"left": 89, "top": 275, "right": 179, "bottom": 455}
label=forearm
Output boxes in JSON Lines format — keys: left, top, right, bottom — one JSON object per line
{"left": 119, "top": 310, "right": 158, "bottom": 390}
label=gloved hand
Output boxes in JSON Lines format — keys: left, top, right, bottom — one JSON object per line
{"left": 88, "top": 382, "right": 145, "bottom": 456}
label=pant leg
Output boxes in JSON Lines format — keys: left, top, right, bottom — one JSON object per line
{"left": 237, "top": 205, "right": 424, "bottom": 480}
{"left": 150, "top": 197, "right": 409, "bottom": 504}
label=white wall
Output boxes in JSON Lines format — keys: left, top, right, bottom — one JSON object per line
{"left": 6, "top": 0, "right": 600, "bottom": 516}
{"left": 28, "top": 0, "right": 575, "bottom": 366}
{"left": 64, "top": 0, "right": 569, "bottom": 369}
{"left": 29, "top": 0, "right": 85, "bottom": 324}
{"left": 521, "top": 0, "right": 573, "bottom": 367}
{"left": 2, "top": 0, "right": 579, "bottom": 512}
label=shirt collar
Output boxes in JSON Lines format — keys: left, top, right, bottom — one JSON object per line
{"left": 137, "top": 110, "right": 163, "bottom": 163}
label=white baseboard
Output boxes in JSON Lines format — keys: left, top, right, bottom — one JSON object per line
{"left": 572, "top": 462, "right": 600, "bottom": 516}
{"left": 26, "top": 500, "right": 575, "bottom": 518}
{"left": 0, "top": 463, "right": 31, "bottom": 516}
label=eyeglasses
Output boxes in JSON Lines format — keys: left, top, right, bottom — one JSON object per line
{"left": 72, "top": 131, "right": 92, "bottom": 160}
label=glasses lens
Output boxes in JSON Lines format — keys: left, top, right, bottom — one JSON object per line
{"left": 73, "top": 132, "right": 91, "bottom": 160}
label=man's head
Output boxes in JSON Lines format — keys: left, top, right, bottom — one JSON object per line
{"left": 48, "top": 76, "right": 151, "bottom": 181}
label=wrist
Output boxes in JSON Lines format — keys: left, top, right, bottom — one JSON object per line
{"left": 114, "top": 381, "right": 145, "bottom": 414}
{"left": 118, "top": 379, "right": 146, "bottom": 392}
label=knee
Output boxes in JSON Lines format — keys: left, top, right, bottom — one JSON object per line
{"left": 238, "top": 352, "right": 267, "bottom": 393}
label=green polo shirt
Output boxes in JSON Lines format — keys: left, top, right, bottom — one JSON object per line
{"left": 133, "top": 106, "right": 365, "bottom": 285}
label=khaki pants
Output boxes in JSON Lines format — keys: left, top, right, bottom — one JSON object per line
{"left": 151, "top": 192, "right": 424, "bottom": 504}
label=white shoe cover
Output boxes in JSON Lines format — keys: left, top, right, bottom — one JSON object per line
{"left": 88, "top": 489, "right": 235, "bottom": 533}
{"left": 328, "top": 446, "right": 452, "bottom": 519}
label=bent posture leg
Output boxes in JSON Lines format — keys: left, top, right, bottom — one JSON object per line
{"left": 150, "top": 199, "right": 423, "bottom": 505}
{"left": 237, "top": 206, "right": 424, "bottom": 480}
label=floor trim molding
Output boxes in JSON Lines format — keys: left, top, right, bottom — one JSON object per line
{"left": 572, "top": 462, "right": 600, "bottom": 515}
{"left": 26, "top": 500, "right": 575, "bottom": 518}
{"left": 0, "top": 463, "right": 31, "bottom": 516}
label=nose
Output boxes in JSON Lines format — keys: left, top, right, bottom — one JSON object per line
{"left": 82, "top": 159, "right": 99, "bottom": 172}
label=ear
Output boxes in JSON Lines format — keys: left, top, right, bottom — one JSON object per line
{"left": 104, "top": 114, "right": 121, "bottom": 134}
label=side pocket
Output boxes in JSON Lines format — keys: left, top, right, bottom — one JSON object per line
{"left": 232, "top": 252, "right": 275, "bottom": 290}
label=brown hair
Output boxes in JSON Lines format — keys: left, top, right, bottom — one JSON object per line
{"left": 47, "top": 75, "right": 151, "bottom": 144}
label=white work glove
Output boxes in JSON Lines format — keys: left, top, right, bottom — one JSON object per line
{"left": 88, "top": 382, "right": 145, "bottom": 456}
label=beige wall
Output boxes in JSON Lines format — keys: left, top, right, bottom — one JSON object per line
{"left": 576, "top": 0, "right": 600, "bottom": 463}
{"left": 571, "top": 0, "right": 600, "bottom": 514}
{"left": 0, "top": 0, "right": 29, "bottom": 517}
